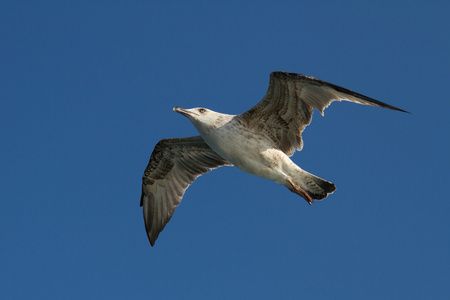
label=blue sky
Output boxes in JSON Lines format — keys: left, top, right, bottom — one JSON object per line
{"left": 1, "top": 1, "right": 449, "bottom": 299}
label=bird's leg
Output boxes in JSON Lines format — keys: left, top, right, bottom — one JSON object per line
{"left": 287, "top": 178, "right": 313, "bottom": 205}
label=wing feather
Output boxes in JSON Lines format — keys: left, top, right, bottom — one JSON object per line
{"left": 239, "top": 71, "right": 408, "bottom": 156}
{"left": 140, "top": 135, "right": 231, "bottom": 246}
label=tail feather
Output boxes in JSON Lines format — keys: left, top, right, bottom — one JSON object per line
{"left": 296, "top": 170, "right": 336, "bottom": 200}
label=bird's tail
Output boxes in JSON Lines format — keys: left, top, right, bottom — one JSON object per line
{"left": 291, "top": 169, "right": 336, "bottom": 201}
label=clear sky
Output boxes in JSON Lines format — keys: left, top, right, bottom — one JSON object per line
{"left": 1, "top": 1, "right": 449, "bottom": 299}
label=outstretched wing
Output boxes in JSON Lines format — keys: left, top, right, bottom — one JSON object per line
{"left": 238, "top": 71, "right": 408, "bottom": 156}
{"left": 140, "top": 135, "right": 231, "bottom": 246}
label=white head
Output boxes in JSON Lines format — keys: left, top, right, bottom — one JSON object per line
{"left": 173, "top": 106, "right": 233, "bottom": 133}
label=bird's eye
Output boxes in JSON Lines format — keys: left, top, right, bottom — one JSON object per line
{"left": 199, "top": 108, "right": 206, "bottom": 113}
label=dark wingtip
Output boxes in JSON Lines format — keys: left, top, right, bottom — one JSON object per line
{"left": 378, "top": 104, "right": 410, "bottom": 114}
{"left": 377, "top": 100, "right": 410, "bottom": 114}
{"left": 148, "top": 232, "right": 156, "bottom": 247}
{"left": 383, "top": 105, "right": 411, "bottom": 114}
{"left": 398, "top": 108, "right": 411, "bottom": 114}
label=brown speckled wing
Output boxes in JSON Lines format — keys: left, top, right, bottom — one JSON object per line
{"left": 140, "top": 135, "right": 231, "bottom": 246}
{"left": 239, "top": 71, "right": 408, "bottom": 156}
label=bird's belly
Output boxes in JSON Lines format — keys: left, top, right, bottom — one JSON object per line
{"left": 203, "top": 132, "right": 288, "bottom": 182}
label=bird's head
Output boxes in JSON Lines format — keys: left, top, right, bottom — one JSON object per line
{"left": 173, "top": 106, "right": 232, "bottom": 133}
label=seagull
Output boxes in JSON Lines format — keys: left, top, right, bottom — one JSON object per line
{"left": 140, "top": 71, "right": 408, "bottom": 246}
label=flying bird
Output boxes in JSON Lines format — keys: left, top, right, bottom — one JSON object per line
{"left": 140, "top": 71, "right": 407, "bottom": 246}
